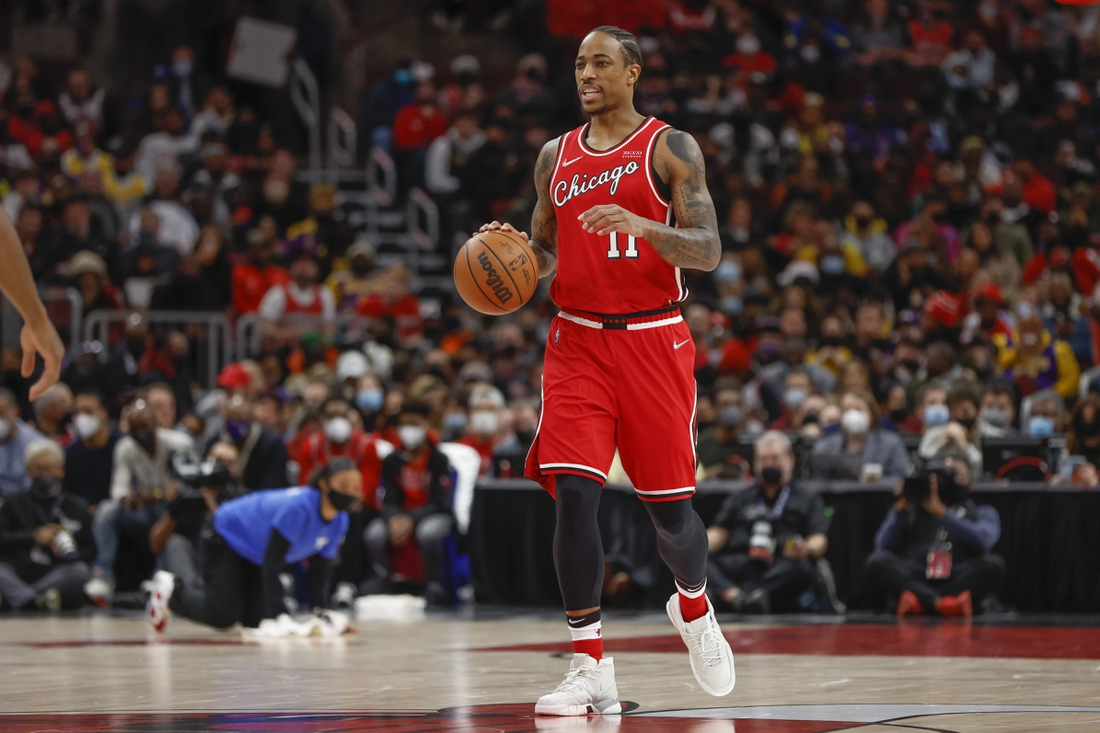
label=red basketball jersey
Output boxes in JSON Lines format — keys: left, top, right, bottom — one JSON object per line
{"left": 549, "top": 116, "right": 685, "bottom": 313}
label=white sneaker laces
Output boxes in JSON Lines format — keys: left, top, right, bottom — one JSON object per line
{"left": 554, "top": 665, "right": 598, "bottom": 694}
{"left": 686, "top": 622, "right": 724, "bottom": 667}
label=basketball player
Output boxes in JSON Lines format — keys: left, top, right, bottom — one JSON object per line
{"left": 477, "top": 26, "right": 734, "bottom": 715}
{"left": 0, "top": 210, "right": 64, "bottom": 400}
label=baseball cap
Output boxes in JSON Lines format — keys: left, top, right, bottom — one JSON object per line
{"left": 336, "top": 350, "right": 371, "bottom": 381}
{"left": 923, "top": 291, "right": 963, "bottom": 329}
{"left": 217, "top": 363, "right": 251, "bottom": 389}
{"left": 69, "top": 251, "right": 108, "bottom": 278}
{"left": 974, "top": 282, "right": 1005, "bottom": 306}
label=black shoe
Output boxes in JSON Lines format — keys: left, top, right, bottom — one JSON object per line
{"left": 741, "top": 588, "right": 771, "bottom": 614}
{"left": 425, "top": 582, "right": 452, "bottom": 608}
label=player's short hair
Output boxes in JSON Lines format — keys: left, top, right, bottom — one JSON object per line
{"left": 590, "top": 26, "right": 642, "bottom": 87}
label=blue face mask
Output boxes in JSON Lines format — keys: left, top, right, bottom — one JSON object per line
{"left": 715, "top": 261, "right": 742, "bottom": 284}
{"left": 173, "top": 60, "right": 192, "bottom": 78}
{"left": 1027, "top": 415, "right": 1055, "bottom": 439}
{"left": 720, "top": 296, "right": 743, "bottom": 315}
{"left": 820, "top": 255, "right": 845, "bottom": 276}
{"left": 924, "top": 403, "right": 950, "bottom": 428}
{"left": 355, "top": 389, "right": 385, "bottom": 413}
{"left": 225, "top": 419, "right": 251, "bottom": 443}
{"left": 393, "top": 69, "right": 413, "bottom": 84}
{"left": 443, "top": 413, "right": 468, "bottom": 432}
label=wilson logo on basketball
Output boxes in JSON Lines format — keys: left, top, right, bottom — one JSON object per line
{"left": 553, "top": 161, "right": 640, "bottom": 207}
{"left": 477, "top": 251, "right": 514, "bottom": 303}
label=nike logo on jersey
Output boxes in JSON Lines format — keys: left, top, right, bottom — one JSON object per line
{"left": 315, "top": 537, "right": 329, "bottom": 550}
{"left": 562, "top": 156, "right": 583, "bottom": 167}
{"left": 553, "top": 161, "right": 641, "bottom": 207}
{"left": 673, "top": 339, "right": 691, "bottom": 349}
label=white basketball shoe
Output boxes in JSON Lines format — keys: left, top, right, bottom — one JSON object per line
{"left": 666, "top": 593, "right": 736, "bottom": 696}
{"left": 535, "top": 653, "right": 621, "bottom": 716}
{"left": 146, "top": 571, "right": 176, "bottom": 633}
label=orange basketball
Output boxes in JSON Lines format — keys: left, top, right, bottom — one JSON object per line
{"left": 454, "top": 229, "right": 539, "bottom": 315}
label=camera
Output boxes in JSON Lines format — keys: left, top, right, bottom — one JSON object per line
{"left": 903, "top": 459, "right": 962, "bottom": 506}
{"left": 747, "top": 521, "right": 776, "bottom": 564}
{"left": 168, "top": 451, "right": 234, "bottom": 518}
{"left": 52, "top": 530, "right": 78, "bottom": 561}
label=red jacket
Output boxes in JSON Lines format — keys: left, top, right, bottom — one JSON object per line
{"left": 392, "top": 104, "right": 448, "bottom": 151}
{"left": 232, "top": 263, "right": 290, "bottom": 315}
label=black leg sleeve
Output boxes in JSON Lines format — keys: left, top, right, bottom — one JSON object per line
{"left": 261, "top": 529, "right": 292, "bottom": 620}
{"left": 553, "top": 475, "right": 604, "bottom": 611}
{"left": 306, "top": 555, "right": 333, "bottom": 609}
{"left": 645, "top": 498, "right": 709, "bottom": 587}
{"left": 864, "top": 549, "right": 939, "bottom": 610}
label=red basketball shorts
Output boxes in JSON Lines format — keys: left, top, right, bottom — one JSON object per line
{"left": 524, "top": 308, "right": 698, "bottom": 502}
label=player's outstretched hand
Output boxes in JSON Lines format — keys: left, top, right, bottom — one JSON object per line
{"left": 476, "top": 221, "right": 530, "bottom": 243}
{"left": 21, "top": 318, "right": 64, "bottom": 401}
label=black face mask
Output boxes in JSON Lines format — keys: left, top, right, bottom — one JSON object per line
{"left": 955, "top": 417, "right": 976, "bottom": 432}
{"left": 1078, "top": 420, "right": 1100, "bottom": 438}
{"left": 131, "top": 428, "right": 157, "bottom": 454}
{"left": 760, "top": 467, "right": 783, "bottom": 486}
{"left": 326, "top": 489, "right": 359, "bottom": 513}
{"left": 855, "top": 215, "right": 872, "bottom": 229}
{"left": 890, "top": 409, "right": 908, "bottom": 423}
{"left": 351, "top": 262, "right": 372, "bottom": 276}
{"left": 31, "top": 474, "right": 62, "bottom": 498}
{"left": 127, "top": 337, "right": 146, "bottom": 357}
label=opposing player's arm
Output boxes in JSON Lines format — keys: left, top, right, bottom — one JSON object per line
{"left": 476, "top": 138, "right": 559, "bottom": 279}
{"left": 578, "top": 129, "right": 720, "bottom": 271}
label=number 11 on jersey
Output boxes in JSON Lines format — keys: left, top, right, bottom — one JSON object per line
{"left": 607, "top": 232, "right": 639, "bottom": 260}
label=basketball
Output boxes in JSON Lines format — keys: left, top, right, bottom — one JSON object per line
{"left": 454, "top": 229, "right": 539, "bottom": 315}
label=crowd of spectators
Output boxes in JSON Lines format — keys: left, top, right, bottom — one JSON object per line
{"left": 3, "top": 0, "right": 1100, "bottom": 613}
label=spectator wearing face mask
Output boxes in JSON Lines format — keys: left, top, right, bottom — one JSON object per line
{"left": 812, "top": 389, "right": 910, "bottom": 481}
{"left": 63, "top": 391, "right": 122, "bottom": 508}
{"left": 977, "top": 381, "right": 1020, "bottom": 438}
{"left": 768, "top": 370, "right": 813, "bottom": 431}
{"left": 87, "top": 400, "right": 193, "bottom": 605}
{"left": 208, "top": 396, "right": 289, "bottom": 492}
{"left": 0, "top": 440, "right": 95, "bottom": 611}
{"left": 292, "top": 398, "right": 385, "bottom": 512}
{"left": 457, "top": 387, "right": 507, "bottom": 478}
{"left": 33, "top": 383, "right": 74, "bottom": 447}
{"left": 698, "top": 388, "right": 751, "bottom": 480}
{"left": 918, "top": 383, "right": 985, "bottom": 480}
{"left": 364, "top": 400, "right": 453, "bottom": 605}
{"left": 326, "top": 239, "right": 384, "bottom": 312}
{"left": 1023, "top": 391, "right": 1065, "bottom": 441}
{"left": 706, "top": 431, "right": 828, "bottom": 613}
{"left": 0, "top": 388, "right": 45, "bottom": 497}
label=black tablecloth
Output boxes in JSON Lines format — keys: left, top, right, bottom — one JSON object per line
{"left": 468, "top": 480, "right": 1100, "bottom": 611}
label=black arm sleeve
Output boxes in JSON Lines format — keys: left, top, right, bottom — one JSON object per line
{"left": 306, "top": 554, "right": 333, "bottom": 609}
{"left": 380, "top": 453, "right": 405, "bottom": 518}
{"left": 260, "top": 529, "right": 292, "bottom": 620}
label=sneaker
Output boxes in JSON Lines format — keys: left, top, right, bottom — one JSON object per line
{"left": 935, "top": 590, "right": 973, "bottom": 618}
{"left": 666, "top": 593, "right": 736, "bottom": 697}
{"left": 36, "top": 588, "right": 62, "bottom": 613}
{"left": 332, "top": 582, "right": 357, "bottom": 612}
{"left": 896, "top": 590, "right": 923, "bottom": 617}
{"left": 146, "top": 571, "right": 176, "bottom": 633}
{"left": 535, "top": 654, "right": 621, "bottom": 716}
{"left": 84, "top": 576, "right": 114, "bottom": 607}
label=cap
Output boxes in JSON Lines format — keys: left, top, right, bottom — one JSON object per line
{"left": 346, "top": 238, "right": 376, "bottom": 261}
{"left": 336, "top": 350, "right": 370, "bottom": 380}
{"left": 458, "top": 360, "right": 493, "bottom": 383}
{"left": 923, "top": 291, "right": 962, "bottom": 329}
{"left": 450, "top": 54, "right": 480, "bottom": 75}
{"left": 777, "top": 260, "right": 820, "bottom": 287}
{"left": 217, "top": 363, "right": 251, "bottom": 389}
{"left": 69, "top": 250, "right": 107, "bottom": 277}
{"left": 974, "top": 282, "right": 1005, "bottom": 306}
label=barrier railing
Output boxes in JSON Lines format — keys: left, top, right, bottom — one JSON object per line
{"left": 235, "top": 312, "right": 377, "bottom": 360}
{"left": 83, "top": 310, "right": 233, "bottom": 388}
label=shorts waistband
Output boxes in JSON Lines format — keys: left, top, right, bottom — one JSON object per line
{"left": 557, "top": 304, "right": 683, "bottom": 331}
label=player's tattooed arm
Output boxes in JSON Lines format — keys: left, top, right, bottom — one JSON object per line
{"left": 475, "top": 138, "right": 558, "bottom": 279}
{"left": 528, "top": 137, "right": 560, "bottom": 278}
{"left": 579, "top": 130, "right": 720, "bottom": 271}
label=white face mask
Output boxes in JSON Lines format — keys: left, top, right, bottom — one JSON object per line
{"left": 470, "top": 410, "right": 499, "bottom": 436}
{"left": 0, "top": 418, "right": 11, "bottom": 441}
{"left": 73, "top": 413, "right": 102, "bottom": 440}
{"left": 801, "top": 45, "right": 821, "bottom": 63}
{"left": 841, "top": 408, "right": 871, "bottom": 435}
{"left": 737, "top": 35, "right": 760, "bottom": 55}
{"left": 323, "top": 417, "right": 353, "bottom": 444}
{"left": 398, "top": 425, "right": 427, "bottom": 450}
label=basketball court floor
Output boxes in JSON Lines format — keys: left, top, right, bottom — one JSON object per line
{"left": 1, "top": 610, "right": 1098, "bottom": 732}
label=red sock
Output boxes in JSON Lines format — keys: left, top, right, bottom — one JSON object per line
{"left": 678, "top": 579, "right": 708, "bottom": 623}
{"left": 567, "top": 611, "right": 602, "bottom": 661}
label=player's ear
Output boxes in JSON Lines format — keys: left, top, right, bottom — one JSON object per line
{"left": 627, "top": 63, "right": 641, "bottom": 88}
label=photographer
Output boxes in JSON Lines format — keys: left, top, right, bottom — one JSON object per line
{"left": 705, "top": 431, "right": 828, "bottom": 613}
{"left": 146, "top": 458, "right": 362, "bottom": 632}
{"left": 865, "top": 460, "right": 1005, "bottom": 616}
{"left": 148, "top": 442, "right": 243, "bottom": 611}
{"left": 0, "top": 440, "right": 95, "bottom": 611}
